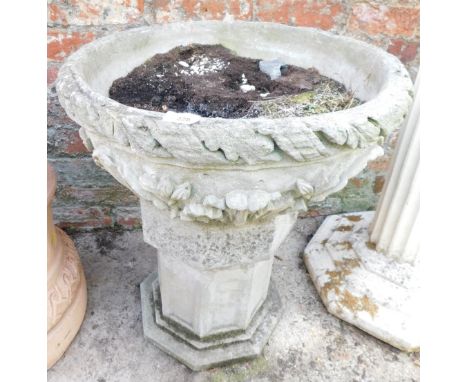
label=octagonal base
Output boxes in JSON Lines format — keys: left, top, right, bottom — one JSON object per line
{"left": 304, "top": 212, "right": 419, "bottom": 352}
{"left": 140, "top": 272, "right": 283, "bottom": 371}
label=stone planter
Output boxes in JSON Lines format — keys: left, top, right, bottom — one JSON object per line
{"left": 48, "top": 164, "right": 87, "bottom": 368}
{"left": 56, "top": 21, "right": 413, "bottom": 370}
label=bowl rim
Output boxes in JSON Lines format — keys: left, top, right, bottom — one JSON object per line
{"left": 57, "top": 20, "right": 413, "bottom": 125}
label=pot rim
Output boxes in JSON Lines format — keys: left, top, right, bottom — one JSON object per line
{"left": 58, "top": 20, "right": 413, "bottom": 121}
{"left": 56, "top": 21, "right": 414, "bottom": 165}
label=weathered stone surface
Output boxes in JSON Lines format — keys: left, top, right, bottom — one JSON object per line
{"left": 89, "top": 141, "right": 383, "bottom": 225}
{"left": 304, "top": 212, "right": 420, "bottom": 352}
{"left": 141, "top": 202, "right": 294, "bottom": 339}
{"left": 141, "top": 272, "right": 283, "bottom": 370}
{"left": 141, "top": 201, "right": 296, "bottom": 269}
{"left": 152, "top": 277, "right": 277, "bottom": 350}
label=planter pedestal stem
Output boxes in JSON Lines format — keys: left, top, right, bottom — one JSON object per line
{"left": 140, "top": 201, "right": 295, "bottom": 370}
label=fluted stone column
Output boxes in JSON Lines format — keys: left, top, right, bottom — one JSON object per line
{"left": 304, "top": 75, "right": 420, "bottom": 352}
{"left": 370, "top": 76, "right": 420, "bottom": 265}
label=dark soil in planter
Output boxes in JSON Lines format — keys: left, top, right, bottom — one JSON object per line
{"left": 109, "top": 44, "right": 361, "bottom": 119}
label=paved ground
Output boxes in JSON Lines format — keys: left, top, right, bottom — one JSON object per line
{"left": 48, "top": 217, "right": 419, "bottom": 382}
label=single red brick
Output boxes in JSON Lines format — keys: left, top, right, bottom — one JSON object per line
{"left": 153, "top": 0, "right": 174, "bottom": 22}
{"left": 186, "top": 0, "right": 224, "bottom": 18}
{"left": 64, "top": 130, "right": 89, "bottom": 155}
{"left": 368, "top": 156, "right": 390, "bottom": 172}
{"left": 373, "top": 175, "right": 385, "bottom": 193}
{"left": 56, "top": 186, "right": 139, "bottom": 206}
{"left": 229, "top": 0, "right": 254, "bottom": 20}
{"left": 47, "top": 65, "right": 59, "bottom": 86}
{"left": 292, "top": 1, "right": 342, "bottom": 29}
{"left": 113, "top": 207, "right": 142, "bottom": 229}
{"left": 180, "top": 0, "right": 253, "bottom": 20}
{"left": 58, "top": 218, "right": 113, "bottom": 230}
{"left": 47, "top": 30, "right": 95, "bottom": 61}
{"left": 56, "top": 206, "right": 113, "bottom": 230}
{"left": 255, "top": 0, "right": 289, "bottom": 24}
{"left": 48, "top": 0, "right": 144, "bottom": 26}
{"left": 388, "top": 39, "right": 405, "bottom": 55}
{"left": 116, "top": 216, "right": 142, "bottom": 228}
{"left": 154, "top": 0, "right": 171, "bottom": 10}
{"left": 125, "top": 0, "right": 145, "bottom": 22}
{"left": 350, "top": 178, "right": 363, "bottom": 188}
{"left": 49, "top": 3, "right": 69, "bottom": 25}
{"left": 388, "top": 129, "right": 400, "bottom": 149}
{"left": 388, "top": 38, "right": 419, "bottom": 63}
{"left": 255, "top": 0, "right": 341, "bottom": 30}
{"left": 303, "top": 209, "right": 321, "bottom": 218}
{"left": 349, "top": 3, "right": 419, "bottom": 37}
{"left": 392, "top": 0, "right": 420, "bottom": 5}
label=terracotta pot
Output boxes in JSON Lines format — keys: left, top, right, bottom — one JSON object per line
{"left": 47, "top": 164, "right": 87, "bottom": 369}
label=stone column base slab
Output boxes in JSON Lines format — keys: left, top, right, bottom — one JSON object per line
{"left": 140, "top": 272, "right": 283, "bottom": 371}
{"left": 304, "top": 211, "right": 419, "bottom": 352}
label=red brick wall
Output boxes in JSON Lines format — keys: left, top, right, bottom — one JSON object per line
{"left": 47, "top": 0, "right": 419, "bottom": 231}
